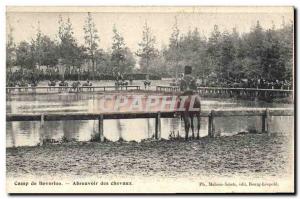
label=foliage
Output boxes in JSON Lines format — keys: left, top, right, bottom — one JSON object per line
{"left": 8, "top": 15, "right": 293, "bottom": 82}
{"left": 111, "top": 25, "right": 135, "bottom": 73}
{"left": 6, "top": 24, "right": 16, "bottom": 71}
{"left": 163, "top": 20, "right": 293, "bottom": 82}
{"left": 16, "top": 41, "right": 35, "bottom": 70}
{"left": 58, "top": 16, "right": 85, "bottom": 68}
{"left": 136, "top": 21, "right": 159, "bottom": 73}
{"left": 83, "top": 12, "right": 100, "bottom": 79}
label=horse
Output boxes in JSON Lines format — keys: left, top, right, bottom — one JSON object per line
{"left": 115, "top": 80, "right": 128, "bottom": 90}
{"left": 82, "top": 81, "right": 93, "bottom": 91}
{"left": 176, "top": 91, "right": 201, "bottom": 140}
{"left": 58, "top": 81, "right": 69, "bottom": 92}
{"left": 144, "top": 80, "right": 151, "bottom": 89}
{"left": 48, "top": 80, "right": 56, "bottom": 91}
{"left": 7, "top": 81, "right": 16, "bottom": 93}
{"left": 17, "top": 80, "right": 29, "bottom": 92}
{"left": 70, "top": 81, "right": 81, "bottom": 92}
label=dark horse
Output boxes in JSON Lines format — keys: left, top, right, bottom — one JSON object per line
{"left": 144, "top": 80, "right": 151, "bottom": 89}
{"left": 48, "top": 80, "right": 56, "bottom": 91}
{"left": 82, "top": 80, "right": 93, "bottom": 91}
{"left": 58, "top": 80, "right": 69, "bottom": 92}
{"left": 176, "top": 65, "right": 201, "bottom": 140}
{"left": 115, "top": 80, "right": 128, "bottom": 90}
{"left": 177, "top": 91, "right": 201, "bottom": 140}
{"left": 70, "top": 81, "right": 81, "bottom": 92}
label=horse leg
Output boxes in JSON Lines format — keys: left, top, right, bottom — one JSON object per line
{"left": 190, "top": 115, "right": 195, "bottom": 139}
{"left": 196, "top": 113, "right": 201, "bottom": 139}
{"left": 183, "top": 112, "right": 190, "bottom": 140}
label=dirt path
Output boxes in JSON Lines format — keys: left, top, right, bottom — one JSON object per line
{"left": 6, "top": 133, "right": 292, "bottom": 178}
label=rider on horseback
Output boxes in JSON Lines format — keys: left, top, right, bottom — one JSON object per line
{"left": 177, "top": 65, "right": 201, "bottom": 140}
{"left": 179, "top": 66, "right": 197, "bottom": 94}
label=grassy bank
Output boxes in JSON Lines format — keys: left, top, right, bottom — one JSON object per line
{"left": 6, "top": 133, "right": 292, "bottom": 178}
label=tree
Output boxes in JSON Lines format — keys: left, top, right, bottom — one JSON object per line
{"left": 136, "top": 21, "right": 158, "bottom": 73}
{"left": 261, "top": 28, "right": 284, "bottom": 81}
{"left": 16, "top": 41, "right": 35, "bottom": 71}
{"left": 6, "top": 23, "right": 16, "bottom": 72}
{"left": 164, "top": 17, "right": 181, "bottom": 77}
{"left": 95, "top": 50, "right": 111, "bottom": 74}
{"left": 242, "top": 21, "right": 265, "bottom": 79}
{"left": 207, "top": 25, "right": 222, "bottom": 78}
{"left": 228, "top": 28, "right": 245, "bottom": 79}
{"left": 277, "top": 21, "right": 293, "bottom": 80}
{"left": 219, "top": 31, "right": 237, "bottom": 80}
{"left": 57, "top": 16, "right": 85, "bottom": 75}
{"left": 180, "top": 28, "right": 207, "bottom": 76}
{"left": 83, "top": 12, "right": 100, "bottom": 80}
{"left": 38, "top": 35, "right": 59, "bottom": 68}
{"left": 111, "top": 25, "right": 135, "bottom": 74}
{"left": 31, "top": 21, "right": 43, "bottom": 70}
{"left": 30, "top": 22, "right": 59, "bottom": 70}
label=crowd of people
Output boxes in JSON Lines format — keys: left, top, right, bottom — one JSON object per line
{"left": 200, "top": 78, "right": 293, "bottom": 90}
{"left": 171, "top": 76, "right": 292, "bottom": 90}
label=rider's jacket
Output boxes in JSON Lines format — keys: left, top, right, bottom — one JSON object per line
{"left": 179, "top": 74, "right": 197, "bottom": 93}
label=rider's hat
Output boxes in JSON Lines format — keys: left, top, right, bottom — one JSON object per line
{"left": 184, "top": 65, "right": 192, "bottom": 75}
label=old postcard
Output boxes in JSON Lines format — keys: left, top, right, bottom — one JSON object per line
{"left": 6, "top": 6, "right": 294, "bottom": 193}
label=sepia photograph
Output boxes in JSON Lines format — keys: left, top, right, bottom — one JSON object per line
{"left": 5, "top": 6, "right": 295, "bottom": 193}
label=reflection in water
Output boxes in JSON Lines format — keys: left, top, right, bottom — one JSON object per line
{"left": 6, "top": 92, "right": 293, "bottom": 147}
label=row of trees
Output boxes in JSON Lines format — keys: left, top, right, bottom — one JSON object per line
{"left": 7, "top": 13, "right": 136, "bottom": 80}
{"left": 6, "top": 13, "right": 293, "bottom": 82}
{"left": 160, "top": 19, "right": 293, "bottom": 82}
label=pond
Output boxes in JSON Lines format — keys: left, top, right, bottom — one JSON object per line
{"left": 6, "top": 81, "right": 294, "bottom": 148}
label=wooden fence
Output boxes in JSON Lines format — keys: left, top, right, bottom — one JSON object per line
{"left": 156, "top": 86, "right": 293, "bottom": 99}
{"left": 7, "top": 108, "right": 294, "bottom": 142}
{"left": 6, "top": 85, "right": 293, "bottom": 100}
{"left": 6, "top": 85, "right": 141, "bottom": 94}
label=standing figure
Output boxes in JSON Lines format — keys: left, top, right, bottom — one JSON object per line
{"left": 129, "top": 76, "right": 133, "bottom": 85}
{"left": 143, "top": 74, "right": 151, "bottom": 89}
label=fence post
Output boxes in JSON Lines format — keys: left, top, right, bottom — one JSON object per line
{"left": 98, "top": 115, "right": 104, "bottom": 142}
{"left": 155, "top": 112, "right": 161, "bottom": 140}
{"left": 40, "top": 114, "right": 45, "bottom": 145}
{"left": 208, "top": 110, "right": 215, "bottom": 138}
{"left": 261, "top": 108, "right": 270, "bottom": 134}
{"left": 266, "top": 108, "right": 270, "bottom": 135}
{"left": 262, "top": 109, "right": 266, "bottom": 133}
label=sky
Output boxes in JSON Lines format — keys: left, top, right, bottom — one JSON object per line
{"left": 6, "top": 6, "right": 294, "bottom": 52}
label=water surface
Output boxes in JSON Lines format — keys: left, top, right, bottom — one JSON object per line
{"left": 6, "top": 80, "right": 293, "bottom": 147}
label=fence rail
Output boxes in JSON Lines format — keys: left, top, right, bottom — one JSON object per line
{"left": 7, "top": 108, "right": 294, "bottom": 141}
{"left": 6, "top": 84, "right": 293, "bottom": 99}
{"left": 156, "top": 85, "right": 293, "bottom": 99}
{"left": 156, "top": 85, "right": 293, "bottom": 92}
{"left": 6, "top": 85, "right": 141, "bottom": 93}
